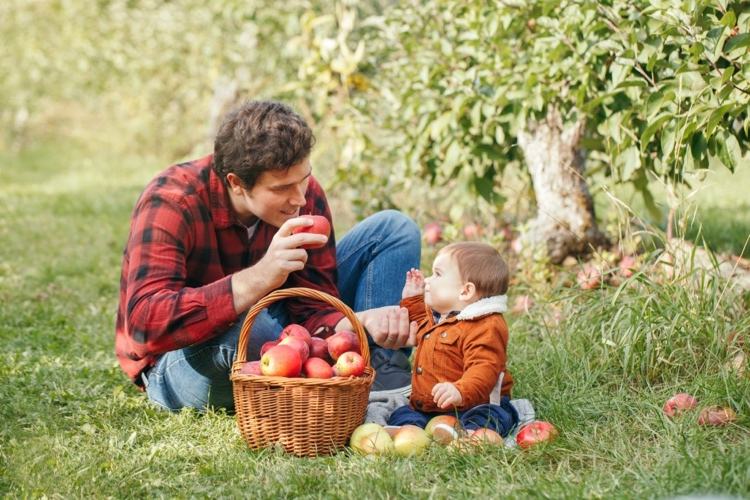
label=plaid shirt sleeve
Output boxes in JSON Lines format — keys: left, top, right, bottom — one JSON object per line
{"left": 284, "top": 177, "right": 345, "bottom": 336}
{"left": 122, "top": 191, "right": 237, "bottom": 359}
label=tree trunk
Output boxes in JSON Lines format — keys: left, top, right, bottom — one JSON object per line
{"left": 517, "top": 107, "right": 608, "bottom": 264}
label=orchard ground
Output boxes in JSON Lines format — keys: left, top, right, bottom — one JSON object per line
{"left": 1, "top": 140, "right": 749, "bottom": 498}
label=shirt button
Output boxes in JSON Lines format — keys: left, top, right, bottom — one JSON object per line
{"left": 416, "top": 367, "right": 423, "bottom": 374}
{"left": 440, "top": 332, "right": 447, "bottom": 338}
{"left": 424, "top": 334, "right": 430, "bottom": 340}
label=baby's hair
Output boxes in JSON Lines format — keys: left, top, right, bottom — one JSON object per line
{"left": 439, "top": 242, "right": 509, "bottom": 297}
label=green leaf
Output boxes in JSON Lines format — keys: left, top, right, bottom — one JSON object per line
{"left": 717, "top": 132, "right": 743, "bottom": 171}
{"left": 640, "top": 114, "right": 672, "bottom": 153}
{"left": 705, "top": 103, "right": 735, "bottom": 136}
{"left": 724, "top": 33, "right": 750, "bottom": 53}
{"left": 620, "top": 146, "right": 641, "bottom": 182}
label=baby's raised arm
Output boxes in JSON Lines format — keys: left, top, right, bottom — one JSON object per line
{"left": 401, "top": 268, "right": 425, "bottom": 299}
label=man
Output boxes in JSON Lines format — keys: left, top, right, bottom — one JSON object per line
{"left": 115, "top": 101, "right": 420, "bottom": 411}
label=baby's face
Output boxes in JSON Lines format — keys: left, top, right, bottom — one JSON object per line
{"left": 424, "top": 252, "right": 465, "bottom": 314}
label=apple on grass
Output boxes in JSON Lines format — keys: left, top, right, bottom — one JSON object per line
{"left": 469, "top": 428, "right": 504, "bottom": 445}
{"left": 349, "top": 423, "right": 394, "bottom": 455}
{"left": 516, "top": 421, "right": 558, "bottom": 449}
{"left": 423, "top": 222, "right": 442, "bottom": 246}
{"left": 391, "top": 425, "right": 431, "bottom": 456}
{"left": 663, "top": 393, "right": 698, "bottom": 418}
{"left": 577, "top": 263, "right": 602, "bottom": 290}
{"left": 326, "top": 330, "right": 360, "bottom": 361}
{"left": 238, "top": 360, "right": 262, "bottom": 376}
{"left": 278, "top": 336, "right": 310, "bottom": 363}
{"left": 425, "top": 415, "right": 460, "bottom": 445}
{"left": 697, "top": 406, "right": 737, "bottom": 426}
{"left": 333, "top": 351, "right": 365, "bottom": 377}
{"left": 302, "top": 357, "right": 334, "bottom": 379}
{"left": 619, "top": 255, "right": 637, "bottom": 278}
{"left": 291, "top": 215, "right": 331, "bottom": 249}
{"left": 260, "top": 345, "right": 302, "bottom": 377}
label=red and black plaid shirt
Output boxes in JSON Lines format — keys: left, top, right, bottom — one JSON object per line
{"left": 115, "top": 155, "right": 343, "bottom": 386}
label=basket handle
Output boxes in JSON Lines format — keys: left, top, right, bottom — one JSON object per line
{"left": 235, "top": 287, "right": 370, "bottom": 366}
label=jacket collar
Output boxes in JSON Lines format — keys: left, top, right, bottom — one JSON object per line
{"left": 455, "top": 294, "right": 508, "bottom": 320}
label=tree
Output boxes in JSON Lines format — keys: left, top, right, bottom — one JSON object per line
{"left": 354, "top": 0, "right": 750, "bottom": 262}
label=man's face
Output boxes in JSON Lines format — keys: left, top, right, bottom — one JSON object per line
{"left": 424, "top": 251, "right": 465, "bottom": 314}
{"left": 236, "top": 159, "right": 312, "bottom": 228}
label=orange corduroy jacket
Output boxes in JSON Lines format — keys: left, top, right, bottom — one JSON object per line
{"left": 401, "top": 294, "right": 513, "bottom": 413}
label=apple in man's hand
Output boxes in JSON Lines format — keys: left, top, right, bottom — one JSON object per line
{"left": 260, "top": 345, "right": 302, "bottom": 377}
{"left": 292, "top": 215, "right": 331, "bottom": 249}
{"left": 333, "top": 351, "right": 365, "bottom": 377}
{"left": 516, "top": 421, "right": 558, "bottom": 449}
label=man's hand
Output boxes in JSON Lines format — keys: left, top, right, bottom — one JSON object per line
{"left": 401, "top": 268, "right": 425, "bottom": 299}
{"left": 432, "top": 382, "right": 462, "bottom": 409}
{"left": 231, "top": 217, "right": 327, "bottom": 313}
{"left": 336, "top": 306, "right": 418, "bottom": 349}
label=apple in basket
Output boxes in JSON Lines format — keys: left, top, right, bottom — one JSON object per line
{"left": 280, "top": 323, "right": 313, "bottom": 348}
{"left": 516, "top": 421, "right": 558, "bottom": 449}
{"left": 260, "top": 339, "right": 280, "bottom": 356}
{"left": 327, "top": 330, "right": 360, "bottom": 361}
{"left": 238, "top": 360, "right": 262, "bottom": 376}
{"left": 310, "top": 337, "right": 331, "bottom": 361}
{"left": 278, "top": 336, "right": 310, "bottom": 363}
{"left": 302, "top": 357, "right": 335, "bottom": 379}
{"left": 292, "top": 215, "right": 331, "bottom": 249}
{"left": 333, "top": 351, "right": 365, "bottom": 377}
{"left": 260, "top": 345, "right": 302, "bottom": 377}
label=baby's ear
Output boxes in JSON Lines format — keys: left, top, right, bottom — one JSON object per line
{"left": 460, "top": 282, "right": 478, "bottom": 301}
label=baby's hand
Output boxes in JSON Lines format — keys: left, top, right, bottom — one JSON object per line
{"left": 401, "top": 268, "right": 425, "bottom": 299}
{"left": 432, "top": 382, "right": 462, "bottom": 409}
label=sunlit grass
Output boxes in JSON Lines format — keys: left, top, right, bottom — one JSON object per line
{"left": 1, "top": 141, "right": 749, "bottom": 498}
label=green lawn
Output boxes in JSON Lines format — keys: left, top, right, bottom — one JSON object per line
{"left": 1, "top": 141, "right": 749, "bottom": 498}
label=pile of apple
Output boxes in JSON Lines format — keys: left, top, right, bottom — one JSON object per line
{"left": 349, "top": 415, "right": 558, "bottom": 456}
{"left": 662, "top": 392, "right": 738, "bottom": 426}
{"left": 238, "top": 324, "right": 366, "bottom": 379}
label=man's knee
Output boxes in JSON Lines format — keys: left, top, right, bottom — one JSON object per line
{"left": 369, "top": 210, "right": 420, "bottom": 243}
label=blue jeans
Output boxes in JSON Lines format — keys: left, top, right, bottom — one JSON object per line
{"left": 144, "top": 210, "right": 420, "bottom": 411}
{"left": 387, "top": 397, "right": 519, "bottom": 437}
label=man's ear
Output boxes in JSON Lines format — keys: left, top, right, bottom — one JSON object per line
{"left": 225, "top": 173, "right": 244, "bottom": 194}
{"left": 460, "top": 282, "right": 477, "bottom": 302}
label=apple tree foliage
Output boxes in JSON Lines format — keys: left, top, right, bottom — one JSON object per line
{"left": 345, "top": 0, "right": 750, "bottom": 255}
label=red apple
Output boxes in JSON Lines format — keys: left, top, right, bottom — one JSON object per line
{"left": 310, "top": 337, "right": 331, "bottom": 361}
{"left": 333, "top": 351, "right": 365, "bottom": 377}
{"left": 238, "top": 360, "right": 262, "bottom": 375}
{"left": 302, "top": 357, "right": 335, "bottom": 379}
{"left": 278, "top": 336, "right": 310, "bottom": 363}
{"left": 260, "top": 345, "right": 302, "bottom": 377}
{"left": 425, "top": 415, "right": 460, "bottom": 445}
{"left": 516, "top": 421, "right": 558, "bottom": 449}
{"left": 292, "top": 215, "right": 331, "bottom": 249}
{"left": 326, "top": 330, "right": 360, "bottom": 361}
{"left": 260, "top": 339, "right": 280, "bottom": 357}
{"left": 469, "top": 428, "right": 504, "bottom": 445}
{"left": 663, "top": 392, "right": 698, "bottom": 418}
{"left": 576, "top": 263, "right": 601, "bottom": 290}
{"left": 280, "top": 323, "right": 312, "bottom": 348}
{"left": 697, "top": 406, "right": 737, "bottom": 426}
{"left": 619, "top": 255, "right": 637, "bottom": 278}
{"left": 392, "top": 425, "right": 431, "bottom": 456}
{"left": 463, "top": 223, "right": 482, "bottom": 240}
{"left": 424, "top": 222, "right": 442, "bottom": 246}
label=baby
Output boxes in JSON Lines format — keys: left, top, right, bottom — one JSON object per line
{"left": 387, "top": 242, "right": 518, "bottom": 436}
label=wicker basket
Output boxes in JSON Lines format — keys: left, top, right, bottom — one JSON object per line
{"left": 230, "top": 287, "right": 374, "bottom": 457}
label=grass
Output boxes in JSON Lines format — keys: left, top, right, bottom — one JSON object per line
{"left": 1, "top": 140, "right": 749, "bottom": 498}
